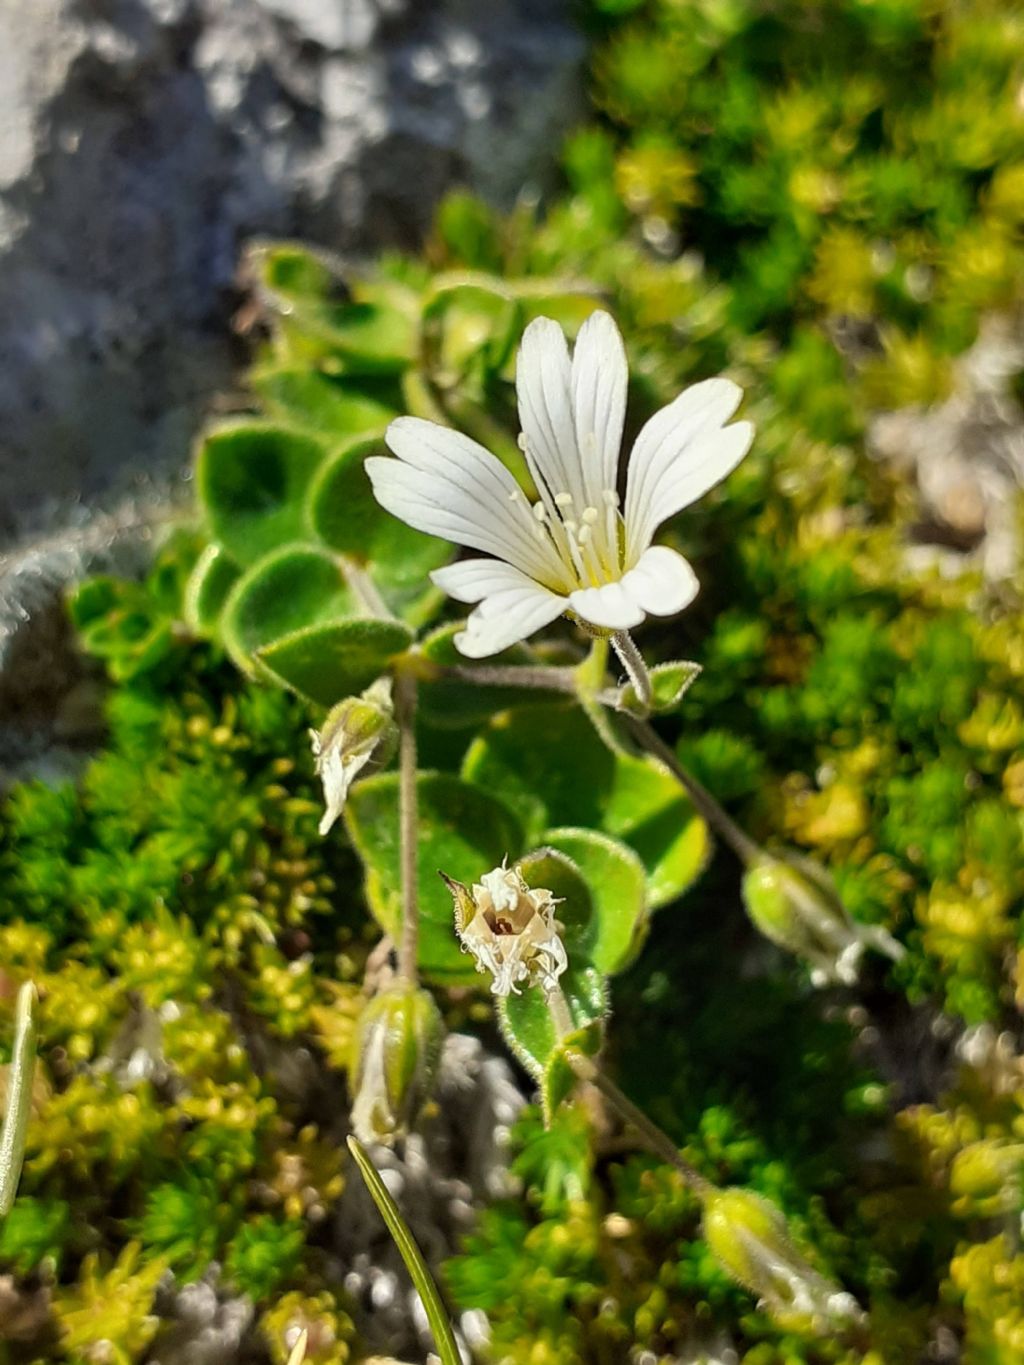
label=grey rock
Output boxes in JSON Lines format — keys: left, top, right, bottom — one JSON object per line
{"left": 868, "top": 312, "right": 1024, "bottom": 582}
{"left": 148, "top": 1272, "right": 257, "bottom": 1365}
{"left": 0, "top": 0, "right": 584, "bottom": 537}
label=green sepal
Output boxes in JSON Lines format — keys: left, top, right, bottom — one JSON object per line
{"left": 196, "top": 421, "right": 329, "bottom": 566}
{"left": 221, "top": 543, "right": 358, "bottom": 678}
{"left": 617, "top": 661, "right": 702, "bottom": 718}
{"left": 541, "top": 1020, "right": 603, "bottom": 1123}
{"left": 497, "top": 969, "right": 606, "bottom": 1083}
{"left": 344, "top": 773, "right": 525, "bottom": 984}
{"left": 183, "top": 544, "right": 240, "bottom": 638}
{"left": 257, "top": 618, "right": 413, "bottom": 707}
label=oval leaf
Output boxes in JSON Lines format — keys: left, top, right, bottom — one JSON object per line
{"left": 497, "top": 968, "right": 606, "bottom": 1083}
{"left": 183, "top": 544, "right": 241, "bottom": 638}
{"left": 307, "top": 440, "right": 450, "bottom": 626}
{"left": 258, "top": 618, "right": 413, "bottom": 707}
{"left": 197, "top": 422, "right": 329, "bottom": 566}
{"left": 222, "top": 544, "right": 358, "bottom": 677}
{"left": 251, "top": 367, "right": 397, "bottom": 439}
{"left": 543, "top": 827, "right": 649, "bottom": 975}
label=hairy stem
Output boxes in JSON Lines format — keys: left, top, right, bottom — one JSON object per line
{"left": 626, "top": 715, "right": 761, "bottom": 865}
{"left": 544, "top": 984, "right": 712, "bottom": 1198}
{"left": 395, "top": 672, "right": 420, "bottom": 983}
{"left": 432, "top": 663, "right": 578, "bottom": 692}
{"left": 611, "top": 631, "right": 653, "bottom": 712}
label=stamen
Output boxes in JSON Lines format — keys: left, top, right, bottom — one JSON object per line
{"left": 578, "top": 525, "right": 592, "bottom": 546}
{"left": 517, "top": 432, "right": 529, "bottom": 452}
{"left": 554, "top": 492, "right": 574, "bottom": 509}
{"left": 533, "top": 502, "right": 547, "bottom": 521}
{"left": 582, "top": 507, "right": 599, "bottom": 525}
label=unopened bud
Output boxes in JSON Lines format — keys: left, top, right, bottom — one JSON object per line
{"left": 310, "top": 679, "right": 396, "bottom": 836}
{"left": 703, "top": 1188, "right": 865, "bottom": 1333}
{"left": 443, "top": 860, "right": 567, "bottom": 998}
{"left": 742, "top": 852, "right": 903, "bottom": 986}
{"left": 349, "top": 985, "right": 444, "bottom": 1146}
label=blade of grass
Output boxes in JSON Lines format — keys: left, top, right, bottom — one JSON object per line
{"left": 0, "top": 982, "right": 37, "bottom": 1217}
{"left": 285, "top": 1328, "right": 308, "bottom": 1365}
{"left": 346, "top": 1135, "right": 461, "bottom": 1365}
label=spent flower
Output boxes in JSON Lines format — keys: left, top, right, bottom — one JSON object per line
{"left": 443, "top": 861, "right": 568, "bottom": 997}
{"left": 742, "top": 852, "right": 903, "bottom": 986}
{"left": 310, "top": 679, "right": 396, "bottom": 836}
{"left": 366, "top": 311, "right": 753, "bottom": 656}
{"left": 702, "top": 1187, "right": 866, "bottom": 1334}
{"left": 349, "top": 985, "right": 444, "bottom": 1147}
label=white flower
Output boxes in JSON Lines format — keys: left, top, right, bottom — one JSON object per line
{"left": 443, "top": 861, "right": 568, "bottom": 997}
{"left": 365, "top": 310, "right": 753, "bottom": 657}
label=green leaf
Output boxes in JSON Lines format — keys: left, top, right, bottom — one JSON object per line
{"left": 183, "top": 545, "right": 240, "bottom": 638}
{"left": 222, "top": 544, "right": 358, "bottom": 677}
{"left": 197, "top": 422, "right": 329, "bottom": 566}
{"left": 463, "top": 702, "right": 708, "bottom": 910}
{"left": 346, "top": 1137, "right": 461, "bottom": 1365}
{"left": 307, "top": 440, "right": 450, "bottom": 626}
{"left": 252, "top": 241, "right": 336, "bottom": 298}
{"left": 257, "top": 618, "right": 413, "bottom": 707}
{"left": 497, "top": 968, "right": 606, "bottom": 1083}
{"left": 422, "top": 277, "right": 521, "bottom": 386}
{"left": 250, "top": 368, "right": 397, "bottom": 438}
{"left": 542, "top": 1020, "right": 603, "bottom": 1122}
{"left": 543, "top": 827, "right": 649, "bottom": 974}
{"left": 1, "top": 983, "right": 37, "bottom": 1217}
{"left": 344, "top": 773, "right": 525, "bottom": 984}
{"left": 618, "top": 660, "right": 702, "bottom": 717}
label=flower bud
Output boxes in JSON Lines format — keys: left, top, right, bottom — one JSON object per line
{"left": 349, "top": 985, "right": 444, "bottom": 1146}
{"left": 442, "top": 860, "right": 567, "bottom": 998}
{"left": 310, "top": 679, "right": 397, "bottom": 836}
{"left": 742, "top": 852, "right": 902, "bottom": 986}
{"left": 703, "top": 1188, "right": 865, "bottom": 1333}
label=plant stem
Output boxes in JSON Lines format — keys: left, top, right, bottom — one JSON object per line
{"left": 612, "top": 631, "right": 653, "bottom": 712}
{"left": 433, "top": 662, "right": 579, "bottom": 693}
{"left": 625, "top": 715, "right": 761, "bottom": 865}
{"left": 395, "top": 672, "right": 419, "bottom": 984}
{"left": 543, "top": 982, "right": 712, "bottom": 1199}
{"left": 569, "top": 1050, "right": 713, "bottom": 1198}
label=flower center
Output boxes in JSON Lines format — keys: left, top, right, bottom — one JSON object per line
{"left": 514, "top": 433, "right": 626, "bottom": 592}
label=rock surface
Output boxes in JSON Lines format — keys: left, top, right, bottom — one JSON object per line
{"left": 0, "top": 0, "right": 583, "bottom": 537}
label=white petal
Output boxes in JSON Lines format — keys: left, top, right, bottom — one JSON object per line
{"left": 571, "top": 310, "right": 628, "bottom": 506}
{"left": 568, "top": 579, "right": 645, "bottom": 631}
{"left": 432, "top": 557, "right": 544, "bottom": 604}
{"left": 454, "top": 580, "right": 567, "bottom": 658}
{"left": 624, "top": 378, "right": 753, "bottom": 561}
{"left": 618, "top": 545, "right": 699, "bottom": 617}
{"left": 367, "top": 457, "right": 558, "bottom": 587}
{"left": 516, "top": 317, "right": 587, "bottom": 509}
{"left": 382, "top": 417, "right": 565, "bottom": 581}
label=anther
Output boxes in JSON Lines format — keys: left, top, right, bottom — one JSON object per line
{"left": 533, "top": 502, "right": 547, "bottom": 521}
{"left": 554, "top": 492, "right": 574, "bottom": 508}
{"left": 602, "top": 489, "right": 620, "bottom": 507}
{"left": 578, "top": 525, "right": 592, "bottom": 546}
{"left": 582, "top": 506, "right": 599, "bottom": 525}
{"left": 517, "top": 433, "right": 529, "bottom": 452}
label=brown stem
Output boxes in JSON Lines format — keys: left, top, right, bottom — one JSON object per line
{"left": 625, "top": 716, "right": 761, "bottom": 866}
{"left": 395, "top": 672, "right": 419, "bottom": 983}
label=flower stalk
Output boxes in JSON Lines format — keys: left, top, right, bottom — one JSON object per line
{"left": 395, "top": 670, "right": 420, "bottom": 984}
{"left": 611, "top": 630, "right": 653, "bottom": 713}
